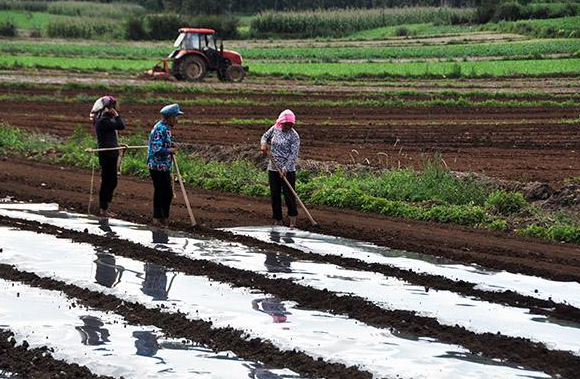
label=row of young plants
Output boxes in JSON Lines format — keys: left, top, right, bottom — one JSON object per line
{"left": 237, "top": 39, "right": 580, "bottom": 61}
{"left": 2, "top": 80, "right": 578, "bottom": 102}
{"left": 2, "top": 54, "right": 579, "bottom": 79}
{"left": 0, "top": 124, "right": 578, "bottom": 243}
{"left": 3, "top": 38, "right": 578, "bottom": 61}
{"left": 0, "top": 91, "right": 577, "bottom": 110}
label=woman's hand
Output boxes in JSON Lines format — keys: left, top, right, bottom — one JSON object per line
{"left": 168, "top": 147, "right": 178, "bottom": 154}
{"left": 260, "top": 144, "right": 269, "bottom": 155}
{"left": 280, "top": 169, "right": 287, "bottom": 178}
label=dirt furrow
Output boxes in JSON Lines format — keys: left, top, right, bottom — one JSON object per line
{"left": 0, "top": 330, "right": 115, "bottom": 379}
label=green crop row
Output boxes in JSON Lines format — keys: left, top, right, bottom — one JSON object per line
{"left": 1, "top": 54, "right": 579, "bottom": 80}
{"left": 239, "top": 38, "right": 580, "bottom": 61}
{"left": 1, "top": 124, "right": 578, "bottom": 243}
{"left": 4, "top": 37, "right": 578, "bottom": 61}
{"left": 0, "top": 91, "right": 576, "bottom": 110}
{"left": 249, "top": 58, "right": 580, "bottom": 79}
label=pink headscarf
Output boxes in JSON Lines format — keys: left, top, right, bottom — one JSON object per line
{"left": 274, "top": 109, "right": 296, "bottom": 129}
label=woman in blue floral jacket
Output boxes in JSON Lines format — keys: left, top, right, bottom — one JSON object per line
{"left": 147, "top": 104, "right": 183, "bottom": 226}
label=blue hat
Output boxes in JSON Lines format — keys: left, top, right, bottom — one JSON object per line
{"left": 160, "top": 103, "right": 184, "bottom": 117}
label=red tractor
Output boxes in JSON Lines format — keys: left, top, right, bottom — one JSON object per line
{"left": 146, "top": 28, "right": 247, "bottom": 82}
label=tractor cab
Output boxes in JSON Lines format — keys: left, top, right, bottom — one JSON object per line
{"left": 169, "top": 28, "right": 246, "bottom": 82}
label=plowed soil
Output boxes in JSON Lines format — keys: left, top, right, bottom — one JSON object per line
{"left": 1, "top": 86, "right": 579, "bottom": 184}
{"left": 2, "top": 77, "right": 580, "bottom": 378}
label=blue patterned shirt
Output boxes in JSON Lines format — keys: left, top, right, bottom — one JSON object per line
{"left": 261, "top": 126, "right": 300, "bottom": 172}
{"left": 147, "top": 121, "right": 173, "bottom": 171}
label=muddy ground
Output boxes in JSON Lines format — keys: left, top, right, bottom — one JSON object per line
{"left": 1, "top": 75, "right": 580, "bottom": 378}
{"left": 1, "top": 84, "right": 579, "bottom": 184}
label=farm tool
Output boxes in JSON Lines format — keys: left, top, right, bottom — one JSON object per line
{"left": 172, "top": 155, "right": 197, "bottom": 227}
{"left": 268, "top": 153, "right": 318, "bottom": 227}
{"left": 143, "top": 28, "right": 248, "bottom": 82}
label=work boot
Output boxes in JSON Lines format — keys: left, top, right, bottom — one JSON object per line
{"left": 151, "top": 218, "right": 164, "bottom": 227}
{"left": 98, "top": 209, "right": 116, "bottom": 218}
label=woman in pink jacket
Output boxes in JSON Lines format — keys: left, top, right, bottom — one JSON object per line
{"left": 260, "top": 109, "right": 300, "bottom": 228}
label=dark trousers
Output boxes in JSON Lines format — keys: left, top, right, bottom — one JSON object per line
{"left": 150, "top": 169, "right": 173, "bottom": 219}
{"left": 269, "top": 170, "right": 297, "bottom": 221}
{"left": 99, "top": 154, "right": 118, "bottom": 210}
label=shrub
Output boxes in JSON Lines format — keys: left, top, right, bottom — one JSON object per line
{"left": 0, "top": 18, "right": 16, "bottom": 37}
{"left": 395, "top": 26, "right": 411, "bottom": 37}
{"left": 484, "top": 190, "right": 527, "bottom": 215}
{"left": 488, "top": 219, "right": 508, "bottom": 231}
{"left": 493, "top": 1, "right": 523, "bottom": 21}
{"left": 125, "top": 17, "right": 147, "bottom": 40}
{"left": 145, "top": 14, "right": 184, "bottom": 40}
{"left": 423, "top": 204, "right": 487, "bottom": 226}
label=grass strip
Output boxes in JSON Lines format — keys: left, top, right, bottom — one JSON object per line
{"left": 0, "top": 124, "right": 578, "bottom": 244}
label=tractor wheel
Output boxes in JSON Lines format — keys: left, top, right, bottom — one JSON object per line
{"left": 225, "top": 64, "right": 246, "bottom": 83}
{"left": 179, "top": 55, "right": 206, "bottom": 81}
{"left": 172, "top": 61, "right": 183, "bottom": 80}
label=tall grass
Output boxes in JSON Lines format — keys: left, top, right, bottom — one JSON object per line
{"left": 47, "top": 17, "right": 124, "bottom": 39}
{"left": 47, "top": 1, "right": 146, "bottom": 19}
{"left": 250, "top": 7, "right": 475, "bottom": 38}
{"left": 0, "top": 1, "right": 48, "bottom": 12}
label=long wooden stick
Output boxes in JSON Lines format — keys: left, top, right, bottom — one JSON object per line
{"left": 117, "top": 149, "right": 126, "bottom": 177}
{"left": 88, "top": 157, "right": 96, "bottom": 215}
{"left": 85, "top": 145, "right": 148, "bottom": 153}
{"left": 172, "top": 155, "right": 197, "bottom": 227}
{"left": 268, "top": 153, "right": 318, "bottom": 226}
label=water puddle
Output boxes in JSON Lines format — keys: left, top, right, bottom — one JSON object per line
{"left": 0, "top": 205, "right": 579, "bottom": 357}
{"left": 0, "top": 370, "right": 19, "bottom": 379}
{"left": 226, "top": 226, "right": 580, "bottom": 308}
{"left": 0, "top": 278, "right": 304, "bottom": 379}
{"left": 3, "top": 205, "right": 580, "bottom": 352}
{"left": 0, "top": 226, "right": 552, "bottom": 379}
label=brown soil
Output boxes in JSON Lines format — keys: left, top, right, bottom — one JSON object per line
{"left": 1, "top": 85, "right": 579, "bottom": 184}
{"left": 2, "top": 216, "right": 579, "bottom": 379}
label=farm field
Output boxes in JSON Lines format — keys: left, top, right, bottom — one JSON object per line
{"left": 1, "top": 4, "right": 580, "bottom": 379}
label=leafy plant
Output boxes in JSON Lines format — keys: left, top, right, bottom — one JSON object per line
{"left": 485, "top": 190, "right": 527, "bottom": 215}
{"left": 0, "top": 18, "right": 15, "bottom": 36}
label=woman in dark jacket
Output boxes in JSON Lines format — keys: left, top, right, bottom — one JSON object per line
{"left": 92, "top": 96, "right": 125, "bottom": 217}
